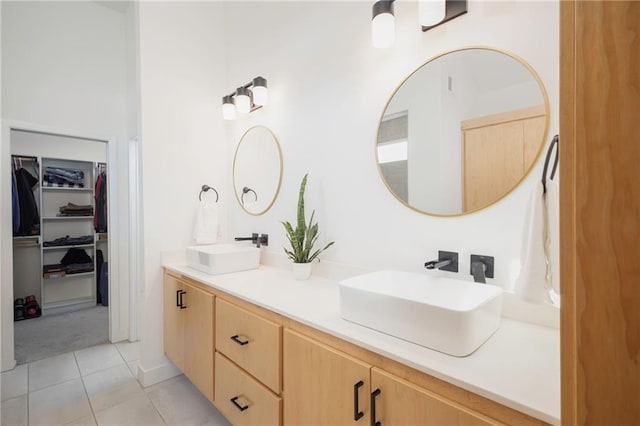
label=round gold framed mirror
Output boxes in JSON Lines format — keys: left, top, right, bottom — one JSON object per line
{"left": 376, "top": 47, "right": 550, "bottom": 216}
{"left": 233, "top": 126, "right": 283, "bottom": 215}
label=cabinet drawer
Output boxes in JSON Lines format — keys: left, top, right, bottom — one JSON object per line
{"left": 215, "top": 353, "right": 281, "bottom": 426}
{"left": 216, "top": 298, "right": 281, "bottom": 393}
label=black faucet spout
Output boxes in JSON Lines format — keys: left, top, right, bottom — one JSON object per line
{"left": 424, "top": 251, "right": 458, "bottom": 272}
{"left": 425, "top": 259, "right": 452, "bottom": 270}
{"left": 234, "top": 233, "right": 268, "bottom": 248}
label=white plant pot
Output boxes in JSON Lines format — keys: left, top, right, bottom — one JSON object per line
{"left": 291, "top": 262, "right": 312, "bottom": 280}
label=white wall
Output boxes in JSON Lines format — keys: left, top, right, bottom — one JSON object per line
{"left": 223, "top": 1, "right": 559, "bottom": 286}
{"left": 0, "top": 1, "right": 131, "bottom": 370}
{"left": 137, "top": 1, "right": 228, "bottom": 384}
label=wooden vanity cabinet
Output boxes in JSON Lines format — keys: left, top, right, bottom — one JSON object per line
{"left": 163, "top": 273, "right": 185, "bottom": 370}
{"left": 215, "top": 353, "right": 281, "bottom": 426}
{"left": 215, "top": 299, "right": 283, "bottom": 425}
{"left": 162, "top": 270, "right": 547, "bottom": 426}
{"left": 216, "top": 298, "right": 281, "bottom": 393}
{"left": 370, "top": 368, "right": 497, "bottom": 426}
{"left": 283, "top": 329, "right": 371, "bottom": 425}
{"left": 163, "top": 273, "right": 214, "bottom": 402}
{"left": 283, "top": 329, "right": 499, "bottom": 426}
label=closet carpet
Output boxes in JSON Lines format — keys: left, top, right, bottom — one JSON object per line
{"left": 14, "top": 306, "right": 108, "bottom": 364}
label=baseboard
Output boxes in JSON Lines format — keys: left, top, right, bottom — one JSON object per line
{"left": 136, "top": 359, "right": 181, "bottom": 387}
{"left": 1, "top": 358, "right": 17, "bottom": 373}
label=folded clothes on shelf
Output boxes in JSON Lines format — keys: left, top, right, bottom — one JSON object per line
{"left": 43, "top": 263, "right": 66, "bottom": 278}
{"left": 65, "top": 263, "right": 94, "bottom": 274}
{"left": 43, "top": 263, "right": 65, "bottom": 273}
{"left": 44, "top": 167, "right": 85, "bottom": 187}
{"left": 58, "top": 203, "right": 93, "bottom": 216}
{"left": 43, "top": 234, "right": 94, "bottom": 247}
{"left": 42, "top": 249, "right": 94, "bottom": 278}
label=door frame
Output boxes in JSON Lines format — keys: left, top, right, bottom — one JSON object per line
{"left": 0, "top": 119, "right": 127, "bottom": 371}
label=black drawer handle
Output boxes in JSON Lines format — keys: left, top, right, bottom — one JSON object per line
{"left": 179, "top": 290, "right": 187, "bottom": 309}
{"left": 231, "top": 335, "right": 249, "bottom": 346}
{"left": 371, "top": 388, "right": 381, "bottom": 426}
{"left": 230, "top": 396, "right": 249, "bottom": 412}
{"left": 354, "top": 380, "right": 364, "bottom": 421}
{"left": 176, "top": 290, "right": 181, "bottom": 307}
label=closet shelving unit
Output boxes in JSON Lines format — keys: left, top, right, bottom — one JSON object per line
{"left": 40, "top": 157, "right": 107, "bottom": 315}
{"left": 11, "top": 156, "right": 108, "bottom": 316}
{"left": 40, "top": 157, "right": 97, "bottom": 314}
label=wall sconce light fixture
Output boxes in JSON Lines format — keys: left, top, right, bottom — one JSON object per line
{"left": 372, "top": 0, "right": 395, "bottom": 48}
{"left": 222, "top": 77, "right": 268, "bottom": 120}
{"left": 371, "top": 0, "right": 467, "bottom": 48}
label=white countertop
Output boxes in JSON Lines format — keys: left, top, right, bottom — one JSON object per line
{"left": 164, "top": 262, "right": 560, "bottom": 425}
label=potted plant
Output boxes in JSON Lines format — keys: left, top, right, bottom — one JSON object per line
{"left": 282, "top": 174, "right": 334, "bottom": 280}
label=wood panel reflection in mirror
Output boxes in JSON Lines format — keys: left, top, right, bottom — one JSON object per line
{"left": 376, "top": 47, "right": 550, "bottom": 216}
{"left": 233, "top": 126, "right": 283, "bottom": 215}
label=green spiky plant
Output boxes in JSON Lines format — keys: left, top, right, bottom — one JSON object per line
{"left": 282, "top": 174, "right": 335, "bottom": 263}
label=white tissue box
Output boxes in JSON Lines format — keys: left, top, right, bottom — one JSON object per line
{"left": 186, "top": 244, "right": 260, "bottom": 275}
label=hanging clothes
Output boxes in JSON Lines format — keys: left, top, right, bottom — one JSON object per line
{"left": 14, "top": 168, "right": 40, "bottom": 236}
{"left": 94, "top": 170, "right": 107, "bottom": 232}
{"left": 12, "top": 170, "right": 21, "bottom": 234}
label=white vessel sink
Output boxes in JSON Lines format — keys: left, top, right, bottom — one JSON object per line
{"left": 338, "top": 270, "right": 504, "bottom": 357}
{"left": 186, "top": 244, "right": 260, "bottom": 275}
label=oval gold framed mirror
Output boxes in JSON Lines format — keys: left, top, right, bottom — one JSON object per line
{"left": 376, "top": 47, "right": 550, "bottom": 216}
{"left": 233, "top": 126, "right": 283, "bottom": 215}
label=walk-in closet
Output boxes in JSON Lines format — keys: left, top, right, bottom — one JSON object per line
{"left": 10, "top": 129, "right": 110, "bottom": 364}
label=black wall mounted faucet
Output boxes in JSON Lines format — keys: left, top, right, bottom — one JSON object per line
{"left": 234, "top": 233, "right": 269, "bottom": 248}
{"left": 424, "top": 251, "right": 459, "bottom": 272}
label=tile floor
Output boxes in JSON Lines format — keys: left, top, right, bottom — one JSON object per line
{"left": 1, "top": 342, "right": 231, "bottom": 426}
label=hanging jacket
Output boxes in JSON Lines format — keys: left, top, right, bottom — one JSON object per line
{"left": 14, "top": 168, "right": 40, "bottom": 236}
{"left": 12, "top": 170, "right": 20, "bottom": 234}
{"left": 94, "top": 171, "right": 107, "bottom": 232}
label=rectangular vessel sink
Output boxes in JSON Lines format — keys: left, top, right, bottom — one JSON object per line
{"left": 186, "top": 244, "right": 260, "bottom": 275}
{"left": 338, "top": 270, "right": 504, "bottom": 357}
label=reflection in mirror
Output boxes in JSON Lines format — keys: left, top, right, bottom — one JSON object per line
{"left": 377, "top": 47, "right": 549, "bottom": 216}
{"left": 233, "top": 126, "right": 283, "bottom": 215}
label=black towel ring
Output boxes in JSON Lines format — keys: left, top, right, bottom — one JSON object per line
{"left": 542, "top": 135, "right": 559, "bottom": 194}
{"left": 241, "top": 187, "right": 258, "bottom": 205}
{"left": 199, "top": 184, "right": 219, "bottom": 202}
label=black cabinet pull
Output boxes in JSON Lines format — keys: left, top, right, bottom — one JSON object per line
{"left": 175, "top": 290, "right": 181, "bottom": 307}
{"left": 231, "top": 335, "right": 249, "bottom": 346}
{"left": 353, "top": 380, "right": 364, "bottom": 421}
{"left": 371, "top": 388, "right": 381, "bottom": 426}
{"left": 179, "top": 290, "right": 187, "bottom": 309}
{"left": 230, "top": 396, "right": 249, "bottom": 412}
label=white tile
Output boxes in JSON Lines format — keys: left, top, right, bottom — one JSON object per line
{"left": 75, "top": 344, "right": 124, "bottom": 376}
{"left": 82, "top": 364, "right": 145, "bottom": 412}
{"left": 94, "top": 393, "right": 164, "bottom": 426}
{"left": 147, "top": 375, "right": 229, "bottom": 426}
{"left": 127, "top": 360, "right": 140, "bottom": 378}
{"left": 29, "top": 378, "right": 92, "bottom": 426}
{"left": 1, "top": 395, "right": 28, "bottom": 426}
{"left": 1, "top": 363, "right": 28, "bottom": 401}
{"left": 198, "top": 410, "right": 233, "bottom": 426}
{"left": 114, "top": 341, "right": 140, "bottom": 362}
{"left": 64, "top": 414, "right": 97, "bottom": 425}
{"left": 29, "top": 352, "right": 80, "bottom": 392}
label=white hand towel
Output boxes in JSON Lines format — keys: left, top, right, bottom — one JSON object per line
{"left": 192, "top": 200, "right": 218, "bottom": 245}
{"left": 514, "top": 182, "right": 553, "bottom": 304}
{"left": 545, "top": 178, "right": 560, "bottom": 294}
